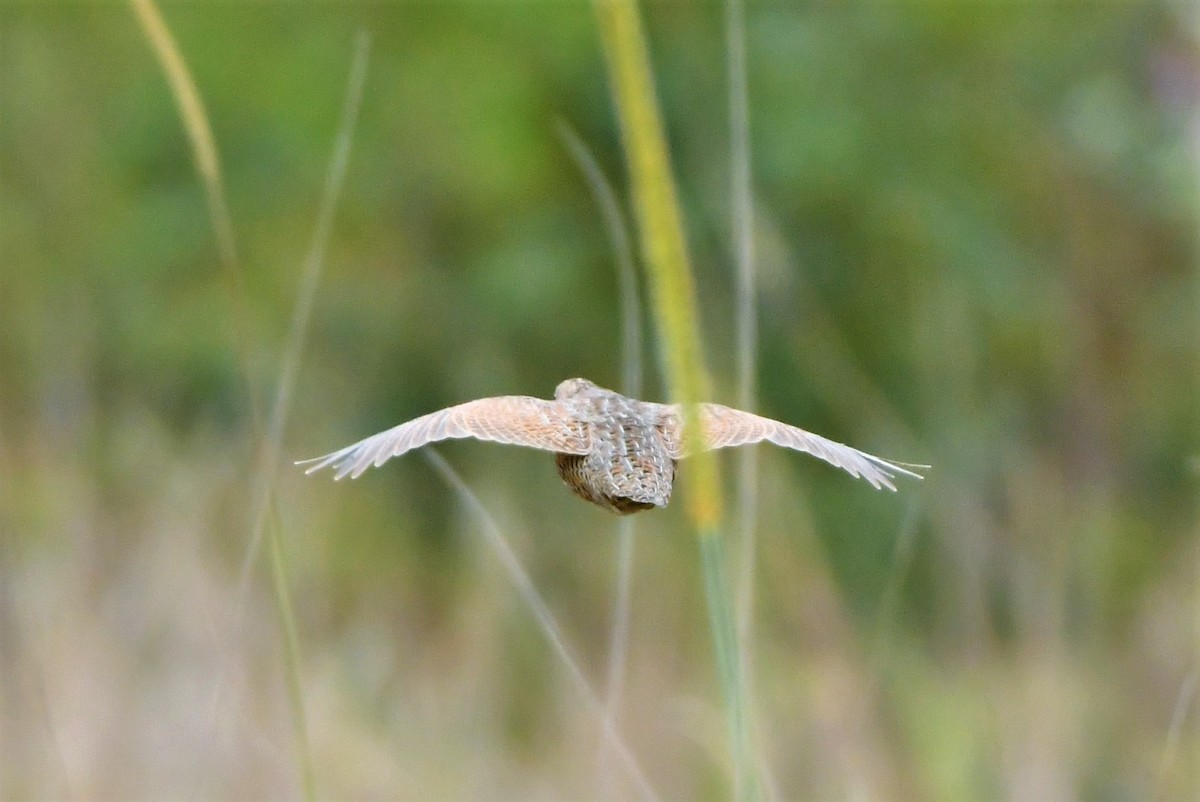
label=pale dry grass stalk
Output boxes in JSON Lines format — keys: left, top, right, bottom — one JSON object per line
{"left": 237, "top": 33, "right": 371, "bottom": 595}
{"left": 422, "top": 450, "right": 659, "bottom": 802}
{"left": 241, "top": 33, "right": 371, "bottom": 801}
{"left": 1189, "top": 41, "right": 1200, "bottom": 796}
{"left": 131, "top": 2, "right": 370, "bottom": 797}
{"left": 871, "top": 496, "right": 925, "bottom": 661}
{"left": 556, "top": 123, "right": 645, "bottom": 795}
{"left": 726, "top": 0, "right": 758, "bottom": 627}
{"left": 724, "top": 1, "right": 773, "bottom": 796}
{"left": 1152, "top": 668, "right": 1197, "bottom": 800}
{"left": 129, "top": 0, "right": 256, "bottom": 419}
{"left": 129, "top": 0, "right": 237, "bottom": 275}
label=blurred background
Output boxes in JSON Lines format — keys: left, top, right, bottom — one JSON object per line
{"left": 2, "top": 2, "right": 1198, "bottom": 799}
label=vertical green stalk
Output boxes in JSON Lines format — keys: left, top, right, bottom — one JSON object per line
{"left": 725, "top": 0, "right": 763, "bottom": 789}
{"left": 594, "top": 2, "right": 715, "bottom": 506}
{"left": 266, "top": 505, "right": 315, "bottom": 801}
{"left": 594, "top": 1, "right": 755, "bottom": 798}
{"left": 700, "top": 532, "right": 753, "bottom": 799}
{"left": 557, "top": 123, "right": 644, "bottom": 790}
{"left": 726, "top": 0, "right": 760, "bottom": 657}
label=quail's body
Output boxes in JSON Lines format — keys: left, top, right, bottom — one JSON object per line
{"left": 552, "top": 379, "right": 675, "bottom": 513}
{"left": 299, "top": 377, "right": 923, "bottom": 513}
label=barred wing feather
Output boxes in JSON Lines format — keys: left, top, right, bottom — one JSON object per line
{"left": 657, "top": 403, "right": 923, "bottom": 492}
{"left": 298, "top": 396, "right": 591, "bottom": 480}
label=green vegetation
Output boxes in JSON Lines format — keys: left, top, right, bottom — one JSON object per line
{"left": 0, "top": 2, "right": 1196, "bottom": 799}
{"left": 596, "top": 2, "right": 751, "bottom": 798}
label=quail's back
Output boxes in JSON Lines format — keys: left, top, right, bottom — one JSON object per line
{"left": 552, "top": 378, "right": 674, "bottom": 514}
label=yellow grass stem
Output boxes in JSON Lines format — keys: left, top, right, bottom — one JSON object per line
{"left": 595, "top": 2, "right": 755, "bottom": 798}
{"left": 594, "top": 0, "right": 720, "bottom": 530}
{"left": 129, "top": 0, "right": 245, "bottom": 358}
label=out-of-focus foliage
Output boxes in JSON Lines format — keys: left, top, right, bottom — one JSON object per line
{"left": 1, "top": 2, "right": 1196, "bottom": 799}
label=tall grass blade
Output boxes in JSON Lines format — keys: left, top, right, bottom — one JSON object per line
{"left": 1152, "top": 668, "right": 1198, "bottom": 800}
{"left": 129, "top": 0, "right": 258, "bottom": 420}
{"left": 238, "top": 31, "right": 371, "bottom": 594}
{"left": 132, "top": 4, "right": 370, "bottom": 796}
{"left": 699, "top": 530, "right": 752, "bottom": 797}
{"left": 557, "top": 123, "right": 644, "bottom": 795}
{"left": 556, "top": 124, "right": 644, "bottom": 400}
{"left": 251, "top": 34, "right": 370, "bottom": 801}
{"left": 871, "top": 496, "right": 924, "bottom": 663}
{"left": 594, "top": 1, "right": 755, "bottom": 797}
{"left": 265, "top": 504, "right": 315, "bottom": 800}
{"left": 422, "top": 450, "right": 659, "bottom": 802}
{"left": 726, "top": 0, "right": 758, "bottom": 601}
{"left": 724, "top": 1, "right": 769, "bottom": 793}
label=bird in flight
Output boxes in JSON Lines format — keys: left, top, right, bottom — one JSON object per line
{"left": 298, "top": 378, "right": 923, "bottom": 515}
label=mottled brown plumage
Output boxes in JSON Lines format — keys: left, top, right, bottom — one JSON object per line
{"left": 298, "top": 377, "right": 923, "bottom": 514}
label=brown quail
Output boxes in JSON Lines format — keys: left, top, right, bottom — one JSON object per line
{"left": 298, "top": 377, "right": 923, "bottom": 514}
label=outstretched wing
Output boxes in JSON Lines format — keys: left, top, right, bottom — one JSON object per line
{"left": 655, "top": 402, "right": 923, "bottom": 491}
{"left": 298, "top": 396, "right": 591, "bottom": 480}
